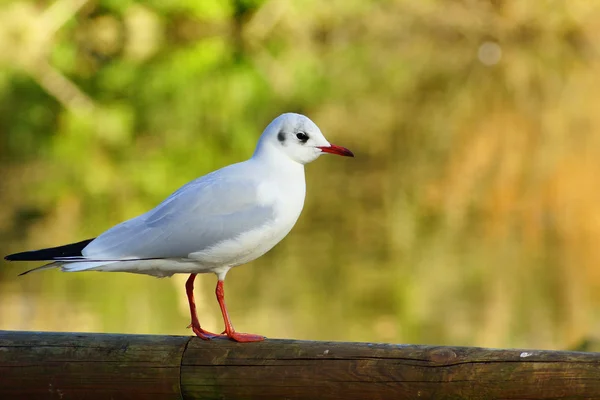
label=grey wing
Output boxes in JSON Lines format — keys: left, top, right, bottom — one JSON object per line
{"left": 82, "top": 172, "right": 274, "bottom": 260}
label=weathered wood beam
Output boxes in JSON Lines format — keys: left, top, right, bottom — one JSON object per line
{"left": 1, "top": 330, "right": 599, "bottom": 399}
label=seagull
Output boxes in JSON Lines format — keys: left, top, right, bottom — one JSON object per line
{"left": 4, "top": 113, "right": 354, "bottom": 342}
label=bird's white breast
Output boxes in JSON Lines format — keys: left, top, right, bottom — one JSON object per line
{"left": 188, "top": 167, "right": 306, "bottom": 270}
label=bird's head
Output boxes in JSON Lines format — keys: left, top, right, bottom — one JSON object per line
{"left": 255, "top": 113, "right": 354, "bottom": 165}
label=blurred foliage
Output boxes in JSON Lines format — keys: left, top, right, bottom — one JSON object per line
{"left": 2, "top": 0, "right": 600, "bottom": 350}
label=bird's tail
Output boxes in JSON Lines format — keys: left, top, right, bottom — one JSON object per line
{"left": 17, "top": 260, "right": 116, "bottom": 275}
{"left": 18, "top": 261, "right": 63, "bottom": 276}
{"left": 61, "top": 261, "right": 117, "bottom": 272}
{"left": 4, "top": 238, "right": 112, "bottom": 275}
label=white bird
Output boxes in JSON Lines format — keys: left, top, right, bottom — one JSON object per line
{"left": 5, "top": 113, "right": 354, "bottom": 342}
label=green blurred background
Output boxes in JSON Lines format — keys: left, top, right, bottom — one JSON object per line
{"left": 1, "top": 0, "right": 599, "bottom": 350}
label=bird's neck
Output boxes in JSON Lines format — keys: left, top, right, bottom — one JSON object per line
{"left": 251, "top": 141, "right": 305, "bottom": 176}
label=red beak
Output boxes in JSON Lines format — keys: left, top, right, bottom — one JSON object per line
{"left": 318, "top": 144, "right": 354, "bottom": 157}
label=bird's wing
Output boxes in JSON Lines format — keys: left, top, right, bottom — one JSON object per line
{"left": 82, "top": 169, "right": 274, "bottom": 260}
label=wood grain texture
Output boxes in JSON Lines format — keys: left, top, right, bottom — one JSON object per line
{"left": 0, "top": 331, "right": 190, "bottom": 400}
{"left": 181, "top": 339, "right": 600, "bottom": 400}
{"left": 2, "top": 331, "right": 600, "bottom": 400}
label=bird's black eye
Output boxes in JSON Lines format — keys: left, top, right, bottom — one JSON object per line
{"left": 296, "top": 132, "right": 309, "bottom": 143}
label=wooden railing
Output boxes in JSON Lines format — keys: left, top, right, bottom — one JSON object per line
{"left": 1, "top": 330, "right": 599, "bottom": 399}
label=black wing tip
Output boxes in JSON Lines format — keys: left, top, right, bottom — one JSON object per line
{"left": 5, "top": 252, "right": 42, "bottom": 262}
{"left": 5, "top": 251, "right": 45, "bottom": 261}
{"left": 5, "top": 250, "right": 54, "bottom": 262}
{"left": 4, "top": 238, "right": 95, "bottom": 262}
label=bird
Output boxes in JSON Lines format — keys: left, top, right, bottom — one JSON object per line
{"left": 4, "top": 113, "right": 354, "bottom": 342}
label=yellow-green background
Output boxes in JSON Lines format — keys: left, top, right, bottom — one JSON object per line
{"left": 1, "top": 0, "right": 599, "bottom": 350}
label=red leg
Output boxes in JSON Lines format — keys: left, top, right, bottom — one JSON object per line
{"left": 215, "top": 280, "right": 265, "bottom": 342}
{"left": 185, "top": 274, "right": 224, "bottom": 340}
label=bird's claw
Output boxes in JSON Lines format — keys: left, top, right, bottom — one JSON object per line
{"left": 226, "top": 332, "right": 265, "bottom": 343}
{"left": 188, "top": 323, "right": 226, "bottom": 340}
{"left": 188, "top": 323, "right": 263, "bottom": 342}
